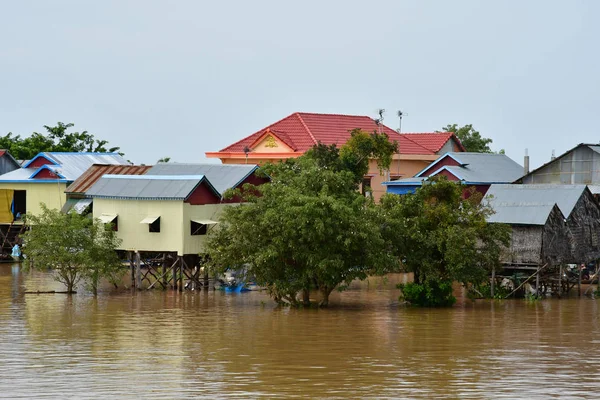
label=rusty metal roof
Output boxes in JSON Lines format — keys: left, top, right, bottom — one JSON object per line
{"left": 66, "top": 164, "right": 152, "bottom": 194}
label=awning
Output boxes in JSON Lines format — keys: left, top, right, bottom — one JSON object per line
{"left": 73, "top": 198, "right": 93, "bottom": 214}
{"left": 61, "top": 198, "right": 79, "bottom": 214}
{"left": 98, "top": 214, "right": 117, "bottom": 223}
{"left": 140, "top": 216, "right": 160, "bottom": 224}
{"left": 191, "top": 219, "right": 218, "bottom": 225}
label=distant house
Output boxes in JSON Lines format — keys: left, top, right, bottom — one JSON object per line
{"left": 205, "top": 112, "right": 464, "bottom": 201}
{"left": 384, "top": 152, "right": 524, "bottom": 196}
{"left": 517, "top": 144, "right": 600, "bottom": 190}
{"left": 87, "top": 174, "right": 228, "bottom": 257}
{"left": 147, "top": 163, "right": 266, "bottom": 201}
{"left": 63, "top": 164, "right": 152, "bottom": 215}
{"left": 0, "top": 152, "right": 129, "bottom": 223}
{"left": 485, "top": 184, "right": 600, "bottom": 265}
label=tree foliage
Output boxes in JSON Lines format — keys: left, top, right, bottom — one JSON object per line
{"left": 207, "top": 131, "right": 399, "bottom": 307}
{"left": 380, "top": 176, "right": 510, "bottom": 306}
{"left": 22, "top": 204, "right": 123, "bottom": 294}
{"left": 304, "top": 129, "right": 398, "bottom": 184}
{"left": 0, "top": 122, "right": 122, "bottom": 160}
{"left": 441, "top": 124, "right": 502, "bottom": 153}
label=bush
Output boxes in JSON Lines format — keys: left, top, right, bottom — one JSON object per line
{"left": 398, "top": 280, "right": 456, "bottom": 307}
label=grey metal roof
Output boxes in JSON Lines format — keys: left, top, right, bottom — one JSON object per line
{"left": 148, "top": 163, "right": 259, "bottom": 195}
{"left": 486, "top": 184, "right": 586, "bottom": 217}
{"left": 86, "top": 175, "right": 211, "bottom": 200}
{"left": 0, "top": 168, "right": 38, "bottom": 181}
{"left": 0, "top": 152, "right": 130, "bottom": 183}
{"left": 44, "top": 153, "right": 130, "bottom": 181}
{"left": 436, "top": 152, "right": 524, "bottom": 183}
{"left": 486, "top": 202, "right": 559, "bottom": 225}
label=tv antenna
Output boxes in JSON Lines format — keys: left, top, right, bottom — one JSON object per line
{"left": 397, "top": 110, "right": 407, "bottom": 133}
{"left": 374, "top": 109, "right": 385, "bottom": 133}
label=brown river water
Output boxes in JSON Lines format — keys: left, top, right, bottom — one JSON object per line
{"left": 2, "top": 264, "right": 600, "bottom": 399}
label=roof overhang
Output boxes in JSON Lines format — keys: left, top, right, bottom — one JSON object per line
{"left": 98, "top": 214, "right": 118, "bottom": 223}
{"left": 140, "top": 216, "right": 160, "bottom": 224}
{"left": 191, "top": 219, "right": 218, "bottom": 225}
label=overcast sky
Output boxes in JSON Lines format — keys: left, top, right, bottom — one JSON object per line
{"left": 1, "top": 1, "right": 598, "bottom": 169}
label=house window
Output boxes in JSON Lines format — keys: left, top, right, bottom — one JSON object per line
{"left": 149, "top": 217, "right": 160, "bottom": 233}
{"left": 362, "top": 177, "right": 372, "bottom": 197}
{"left": 191, "top": 221, "right": 208, "bottom": 236}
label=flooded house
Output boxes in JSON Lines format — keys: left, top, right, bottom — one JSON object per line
{"left": 0, "top": 152, "right": 129, "bottom": 223}
{"left": 485, "top": 184, "right": 600, "bottom": 265}
{"left": 85, "top": 170, "right": 268, "bottom": 289}
{"left": 0, "top": 152, "right": 129, "bottom": 258}
{"left": 205, "top": 112, "right": 465, "bottom": 201}
{"left": 384, "top": 152, "right": 524, "bottom": 196}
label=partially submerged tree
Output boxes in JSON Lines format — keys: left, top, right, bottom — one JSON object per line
{"left": 380, "top": 176, "right": 510, "bottom": 306}
{"left": 208, "top": 131, "right": 399, "bottom": 307}
{"left": 22, "top": 204, "right": 123, "bottom": 294}
{"left": 0, "top": 122, "right": 122, "bottom": 160}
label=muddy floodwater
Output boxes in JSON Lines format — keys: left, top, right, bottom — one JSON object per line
{"left": 2, "top": 264, "right": 600, "bottom": 399}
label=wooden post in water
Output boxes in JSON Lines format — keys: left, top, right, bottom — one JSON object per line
{"left": 135, "top": 251, "right": 142, "bottom": 290}
{"left": 578, "top": 266, "right": 582, "bottom": 297}
{"left": 178, "top": 256, "right": 183, "bottom": 292}
{"left": 536, "top": 264, "right": 540, "bottom": 297}
{"left": 129, "top": 251, "right": 134, "bottom": 289}
{"left": 491, "top": 266, "right": 496, "bottom": 298}
{"left": 558, "top": 265, "right": 562, "bottom": 298}
{"left": 162, "top": 253, "right": 168, "bottom": 289}
{"left": 172, "top": 257, "right": 178, "bottom": 291}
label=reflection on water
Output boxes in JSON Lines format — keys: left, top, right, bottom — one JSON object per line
{"left": 2, "top": 264, "right": 600, "bottom": 398}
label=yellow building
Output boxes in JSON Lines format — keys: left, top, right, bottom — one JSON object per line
{"left": 0, "top": 152, "right": 129, "bottom": 223}
{"left": 87, "top": 173, "right": 248, "bottom": 256}
{"left": 206, "top": 112, "right": 464, "bottom": 201}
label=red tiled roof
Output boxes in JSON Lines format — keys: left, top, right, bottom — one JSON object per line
{"left": 65, "top": 164, "right": 152, "bottom": 194}
{"left": 217, "top": 112, "right": 460, "bottom": 155}
{"left": 402, "top": 132, "right": 465, "bottom": 153}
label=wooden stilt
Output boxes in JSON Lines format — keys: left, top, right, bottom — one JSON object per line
{"left": 162, "top": 253, "right": 168, "bottom": 289}
{"left": 129, "top": 251, "right": 135, "bottom": 289}
{"left": 172, "top": 257, "right": 178, "bottom": 290}
{"left": 558, "top": 264, "right": 562, "bottom": 298}
{"left": 578, "top": 266, "right": 582, "bottom": 297}
{"left": 178, "top": 256, "right": 183, "bottom": 292}
{"left": 491, "top": 266, "right": 496, "bottom": 298}
{"left": 135, "top": 251, "right": 142, "bottom": 290}
{"left": 535, "top": 264, "right": 540, "bottom": 297}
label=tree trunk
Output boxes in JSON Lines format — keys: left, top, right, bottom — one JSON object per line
{"left": 413, "top": 270, "right": 421, "bottom": 285}
{"left": 302, "top": 288, "right": 310, "bottom": 306}
{"left": 319, "top": 285, "right": 334, "bottom": 307}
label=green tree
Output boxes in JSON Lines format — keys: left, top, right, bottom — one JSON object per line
{"left": 305, "top": 129, "right": 398, "bottom": 184}
{"left": 157, "top": 157, "right": 171, "bottom": 163}
{"left": 441, "top": 124, "right": 502, "bottom": 153}
{"left": 380, "top": 176, "right": 510, "bottom": 306}
{"left": 22, "top": 204, "right": 123, "bottom": 294}
{"left": 0, "top": 122, "right": 122, "bottom": 160}
{"left": 207, "top": 134, "right": 399, "bottom": 307}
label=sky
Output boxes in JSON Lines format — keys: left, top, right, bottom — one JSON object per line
{"left": 1, "top": 1, "right": 599, "bottom": 169}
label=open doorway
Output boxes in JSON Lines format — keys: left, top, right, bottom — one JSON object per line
{"left": 13, "top": 191, "right": 26, "bottom": 220}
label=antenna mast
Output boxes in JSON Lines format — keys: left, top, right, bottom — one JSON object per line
{"left": 397, "top": 110, "right": 404, "bottom": 133}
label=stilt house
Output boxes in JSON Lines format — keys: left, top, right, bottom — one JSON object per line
{"left": 0, "top": 152, "right": 129, "bottom": 223}
{"left": 485, "top": 184, "right": 600, "bottom": 265}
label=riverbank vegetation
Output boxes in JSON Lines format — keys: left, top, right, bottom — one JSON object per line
{"left": 22, "top": 205, "right": 123, "bottom": 294}
{"left": 207, "top": 130, "right": 510, "bottom": 307}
